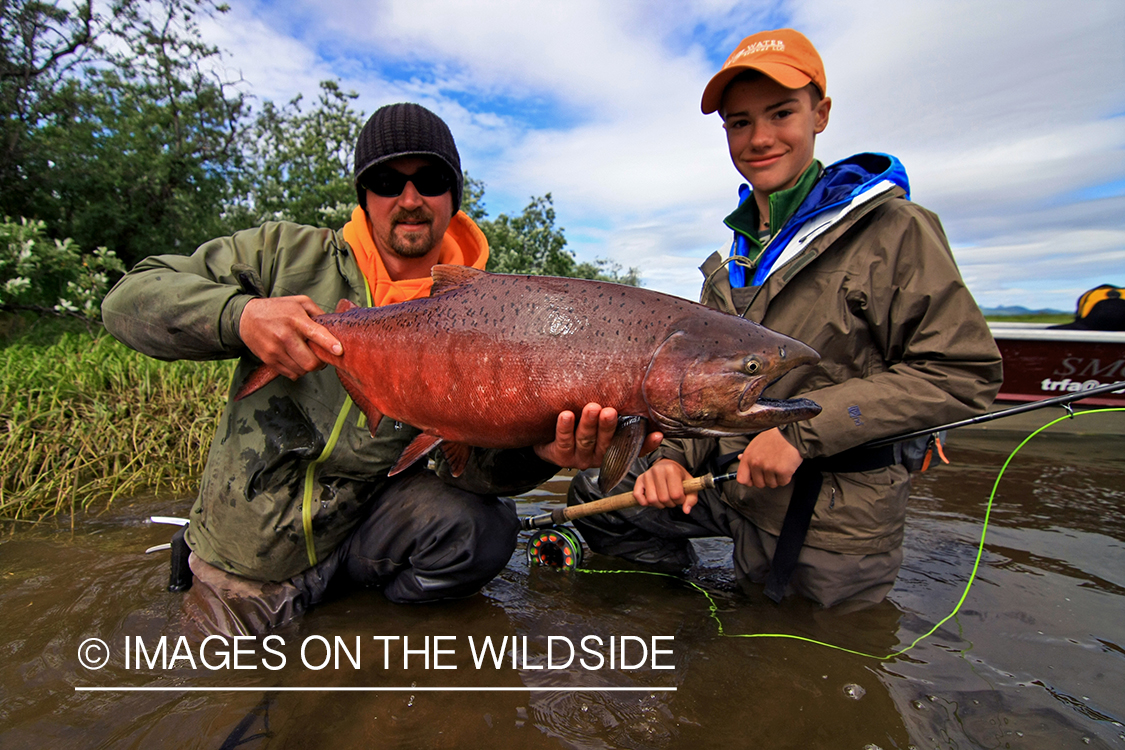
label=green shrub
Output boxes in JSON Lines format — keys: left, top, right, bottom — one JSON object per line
{"left": 0, "top": 217, "right": 124, "bottom": 319}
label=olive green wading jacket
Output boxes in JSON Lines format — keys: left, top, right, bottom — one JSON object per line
{"left": 103, "top": 221, "right": 556, "bottom": 581}
{"left": 658, "top": 167, "right": 1003, "bottom": 555}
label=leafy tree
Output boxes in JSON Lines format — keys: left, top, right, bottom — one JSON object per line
{"left": 242, "top": 80, "right": 363, "bottom": 229}
{"left": 573, "top": 259, "right": 642, "bottom": 286}
{"left": 460, "top": 172, "right": 487, "bottom": 222}
{"left": 470, "top": 180, "right": 641, "bottom": 285}
{"left": 2, "top": 0, "right": 247, "bottom": 267}
{"left": 1, "top": 0, "right": 106, "bottom": 221}
{"left": 482, "top": 193, "right": 575, "bottom": 277}
{"left": 1, "top": 0, "right": 639, "bottom": 313}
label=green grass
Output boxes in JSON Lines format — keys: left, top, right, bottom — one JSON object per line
{"left": 1, "top": 321, "right": 234, "bottom": 521}
{"left": 985, "top": 313, "right": 1074, "bottom": 324}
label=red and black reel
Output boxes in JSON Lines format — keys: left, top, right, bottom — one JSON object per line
{"left": 525, "top": 525, "right": 584, "bottom": 570}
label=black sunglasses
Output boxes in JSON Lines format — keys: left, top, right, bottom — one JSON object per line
{"left": 362, "top": 165, "right": 452, "bottom": 198}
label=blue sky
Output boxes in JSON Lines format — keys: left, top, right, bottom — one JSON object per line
{"left": 200, "top": 0, "right": 1125, "bottom": 311}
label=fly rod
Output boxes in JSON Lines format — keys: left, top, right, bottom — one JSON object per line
{"left": 523, "top": 472, "right": 738, "bottom": 568}
{"left": 530, "top": 378, "right": 1125, "bottom": 531}
{"left": 862, "top": 379, "right": 1125, "bottom": 449}
{"left": 523, "top": 380, "right": 1124, "bottom": 568}
{"left": 522, "top": 471, "right": 738, "bottom": 531}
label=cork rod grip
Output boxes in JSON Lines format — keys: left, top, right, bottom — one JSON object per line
{"left": 557, "top": 474, "right": 716, "bottom": 523}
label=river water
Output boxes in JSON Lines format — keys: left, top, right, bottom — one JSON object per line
{"left": 1, "top": 416, "right": 1123, "bottom": 749}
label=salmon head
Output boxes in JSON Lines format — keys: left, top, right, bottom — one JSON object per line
{"left": 641, "top": 311, "right": 821, "bottom": 436}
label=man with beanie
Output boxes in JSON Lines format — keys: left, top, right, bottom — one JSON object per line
{"left": 567, "top": 30, "right": 1003, "bottom": 608}
{"left": 104, "top": 102, "right": 650, "bottom": 634}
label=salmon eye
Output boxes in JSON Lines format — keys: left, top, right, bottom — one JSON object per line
{"left": 744, "top": 356, "right": 762, "bottom": 375}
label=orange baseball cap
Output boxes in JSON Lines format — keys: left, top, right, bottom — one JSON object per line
{"left": 701, "top": 29, "right": 826, "bottom": 114}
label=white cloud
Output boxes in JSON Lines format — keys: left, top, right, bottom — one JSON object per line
{"left": 304, "top": 1, "right": 706, "bottom": 108}
{"left": 197, "top": 4, "right": 330, "bottom": 103}
{"left": 205, "top": 0, "right": 1125, "bottom": 309}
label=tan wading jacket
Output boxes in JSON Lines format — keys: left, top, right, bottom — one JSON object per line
{"left": 659, "top": 171, "right": 1003, "bottom": 555}
{"left": 102, "top": 221, "right": 556, "bottom": 581}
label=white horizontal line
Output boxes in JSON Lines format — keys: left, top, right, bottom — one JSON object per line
{"left": 75, "top": 686, "right": 675, "bottom": 693}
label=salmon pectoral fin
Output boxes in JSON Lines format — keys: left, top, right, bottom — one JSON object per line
{"left": 439, "top": 442, "right": 472, "bottom": 478}
{"left": 334, "top": 368, "right": 384, "bottom": 436}
{"left": 597, "top": 416, "right": 648, "bottom": 494}
{"left": 390, "top": 434, "right": 443, "bottom": 476}
{"left": 234, "top": 363, "right": 280, "bottom": 401}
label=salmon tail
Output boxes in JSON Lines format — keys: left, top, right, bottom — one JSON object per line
{"left": 234, "top": 363, "right": 281, "bottom": 401}
{"left": 597, "top": 416, "right": 648, "bottom": 494}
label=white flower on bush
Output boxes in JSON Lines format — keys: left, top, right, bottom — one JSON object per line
{"left": 2, "top": 217, "right": 124, "bottom": 318}
{"left": 3, "top": 276, "right": 32, "bottom": 300}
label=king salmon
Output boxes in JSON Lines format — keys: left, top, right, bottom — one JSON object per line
{"left": 236, "top": 265, "right": 822, "bottom": 492}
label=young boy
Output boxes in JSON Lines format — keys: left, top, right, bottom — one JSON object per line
{"left": 568, "top": 29, "right": 1003, "bottom": 608}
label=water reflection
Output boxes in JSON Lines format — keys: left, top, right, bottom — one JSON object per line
{"left": 1, "top": 428, "right": 1123, "bottom": 749}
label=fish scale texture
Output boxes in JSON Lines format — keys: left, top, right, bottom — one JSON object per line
{"left": 303, "top": 267, "right": 820, "bottom": 451}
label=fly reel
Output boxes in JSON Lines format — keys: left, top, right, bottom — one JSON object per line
{"left": 520, "top": 475, "right": 732, "bottom": 570}
{"left": 525, "top": 525, "right": 584, "bottom": 570}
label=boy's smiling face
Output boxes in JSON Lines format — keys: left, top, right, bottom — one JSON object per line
{"left": 721, "top": 76, "right": 831, "bottom": 198}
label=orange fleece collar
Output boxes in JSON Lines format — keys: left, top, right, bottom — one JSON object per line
{"left": 341, "top": 206, "right": 489, "bottom": 307}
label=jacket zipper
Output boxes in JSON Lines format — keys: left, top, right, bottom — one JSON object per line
{"left": 301, "top": 272, "right": 374, "bottom": 568}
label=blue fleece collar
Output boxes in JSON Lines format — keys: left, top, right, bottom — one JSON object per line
{"left": 731, "top": 153, "right": 910, "bottom": 287}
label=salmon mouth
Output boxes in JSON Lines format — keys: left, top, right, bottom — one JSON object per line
{"left": 738, "top": 378, "right": 821, "bottom": 421}
{"left": 742, "top": 395, "right": 822, "bottom": 420}
{"left": 649, "top": 391, "right": 822, "bottom": 436}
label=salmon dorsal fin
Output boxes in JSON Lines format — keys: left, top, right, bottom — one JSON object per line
{"left": 335, "top": 298, "right": 360, "bottom": 313}
{"left": 430, "top": 264, "right": 486, "bottom": 297}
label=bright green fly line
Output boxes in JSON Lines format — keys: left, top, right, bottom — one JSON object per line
{"left": 578, "top": 407, "right": 1124, "bottom": 660}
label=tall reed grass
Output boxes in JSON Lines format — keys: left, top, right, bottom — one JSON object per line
{"left": 1, "top": 327, "right": 234, "bottom": 520}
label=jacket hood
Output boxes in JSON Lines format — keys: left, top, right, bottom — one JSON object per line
{"left": 805, "top": 153, "right": 910, "bottom": 209}
{"left": 751, "top": 152, "right": 910, "bottom": 286}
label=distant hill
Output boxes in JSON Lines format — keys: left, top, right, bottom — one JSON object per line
{"left": 981, "top": 305, "right": 1068, "bottom": 317}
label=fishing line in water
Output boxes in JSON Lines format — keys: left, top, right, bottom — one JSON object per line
{"left": 575, "top": 408, "right": 1124, "bottom": 661}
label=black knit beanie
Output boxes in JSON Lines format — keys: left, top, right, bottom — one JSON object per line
{"left": 354, "top": 103, "right": 463, "bottom": 215}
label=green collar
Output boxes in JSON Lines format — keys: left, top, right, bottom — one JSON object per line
{"left": 724, "top": 160, "right": 822, "bottom": 256}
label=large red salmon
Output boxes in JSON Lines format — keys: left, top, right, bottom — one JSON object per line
{"left": 236, "top": 265, "right": 822, "bottom": 491}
